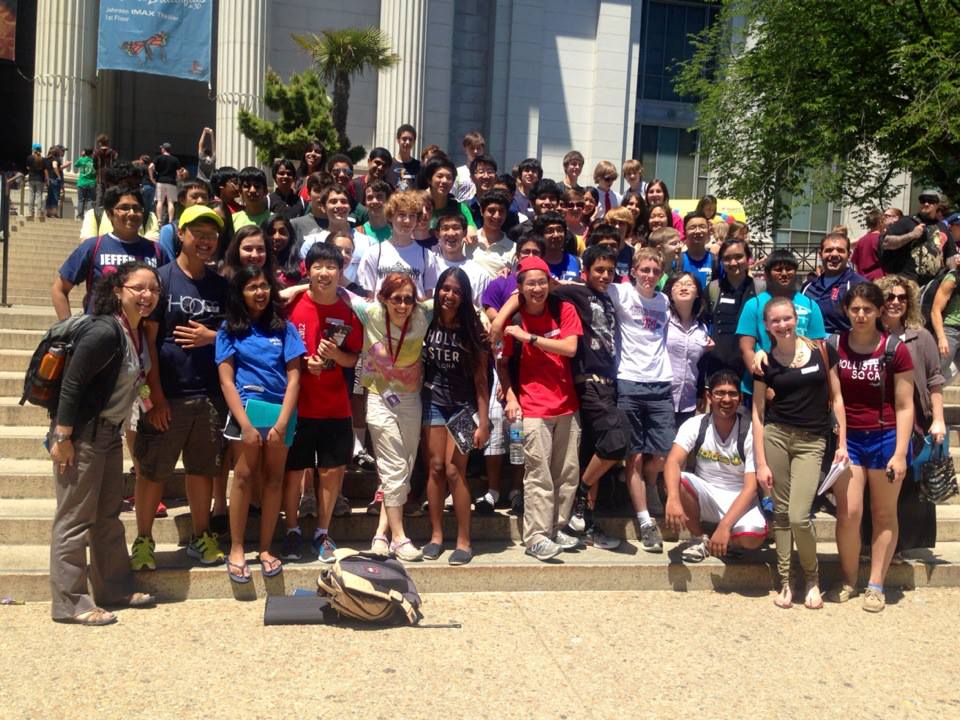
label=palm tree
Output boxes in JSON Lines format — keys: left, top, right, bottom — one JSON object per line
{"left": 294, "top": 27, "right": 399, "bottom": 153}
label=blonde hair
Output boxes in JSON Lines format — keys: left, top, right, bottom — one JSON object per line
{"left": 648, "top": 227, "right": 681, "bottom": 248}
{"left": 385, "top": 190, "right": 426, "bottom": 221}
{"left": 875, "top": 274, "right": 923, "bottom": 330}
{"left": 621, "top": 158, "right": 643, "bottom": 176}
{"left": 632, "top": 246, "right": 664, "bottom": 270}
{"left": 604, "top": 206, "right": 635, "bottom": 226}
{"left": 593, "top": 160, "right": 617, "bottom": 184}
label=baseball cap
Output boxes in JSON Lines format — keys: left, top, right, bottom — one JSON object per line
{"left": 32, "top": 143, "right": 41, "bottom": 151}
{"left": 945, "top": 212, "right": 960, "bottom": 226}
{"left": 516, "top": 256, "right": 551, "bottom": 276}
{"left": 178, "top": 205, "right": 224, "bottom": 229}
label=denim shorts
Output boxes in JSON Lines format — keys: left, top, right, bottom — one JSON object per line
{"left": 421, "top": 401, "right": 473, "bottom": 427}
{"left": 616, "top": 380, "right": 675, "bottom": 456}
{"left": 847, "top": 428, "right": 912, "bottom": 471}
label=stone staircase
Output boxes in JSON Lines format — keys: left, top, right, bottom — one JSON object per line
{"left": 1, "top": 220, "right": 959, "bottom": 601}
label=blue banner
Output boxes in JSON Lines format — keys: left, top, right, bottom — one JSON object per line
{"left": 97, "top": 0, "right": 212, "bottom": 82}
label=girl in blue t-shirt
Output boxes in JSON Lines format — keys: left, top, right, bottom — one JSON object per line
{"left": 216, "top": 265, "right": 305, "bottom": 583}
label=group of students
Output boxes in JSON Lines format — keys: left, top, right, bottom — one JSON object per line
{"left": 43, "top": 124, "right": 948, "bottom": 625}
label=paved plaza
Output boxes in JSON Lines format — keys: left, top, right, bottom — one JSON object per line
{"left": 3, "top": 588, "right": 959, "bottom": 718}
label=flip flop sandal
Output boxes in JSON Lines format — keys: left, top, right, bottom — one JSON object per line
{"left": 804, "top": 586, "right": 824, "bottom": 610}
{"left": 774, "top": 587, "right": 793, "bottom": 609}
{"left": 226, "top": 558, "right": 251, "bottom": 584}
{"left": 260, "top": 555, "right": 283, "bottom": 578}
{"left": 56, "top": 607, "right": 118, "bottom": 626}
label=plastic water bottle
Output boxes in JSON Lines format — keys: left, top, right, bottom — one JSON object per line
{"left": 509, "top": 415, "right": 524, "bottom": 465}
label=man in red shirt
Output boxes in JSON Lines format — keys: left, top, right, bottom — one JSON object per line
{"left": 497, "top": 255, "right": 584, "bottom": 561}
{"left": 281, "top": 243, "right": 362, "bottom": 563}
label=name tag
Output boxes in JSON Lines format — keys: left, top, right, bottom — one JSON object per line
{"left": 719, "top": 297, "right": 736, "bottom": 304}
{"left": 800, "top": 365, "right": 818, "bottom": 375}
{"left": 545, "top": 329, "right": 561, "bottom": 338}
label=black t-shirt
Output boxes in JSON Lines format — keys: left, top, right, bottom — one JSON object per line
{"left": 150, "top": 262, "right": 227, "bottom": 398}
{"left": 551, "top": 283, "right": 618, "bottom": 379}
{"left": 880, "top": 215, "right": 955, "bottom": 280}
{"left": 706, "top": 276, "right": 759, "bottom": 378}
{"left": 26, "top": 154, "right": 47, "bottom": 182}
{"left": 754, "top": 342, "right": 838, "bottom": 434}
{"left": 153, "top": 154, "right": 181, "bottom": 184}
{"left": 422, "top": 324, "right": 476, "bottom": 407}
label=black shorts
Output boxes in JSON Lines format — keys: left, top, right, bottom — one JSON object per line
{"left": 285, "top": 417, "right": 354, "bottom": 471}
{"left": 135, "top": 396, "right": 224, "bottom": 480}
{"left": 577, "top": 380, "right": 629, "bottom": 462}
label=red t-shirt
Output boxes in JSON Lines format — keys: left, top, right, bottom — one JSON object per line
{"left": 288, "top": 293, "right": 363, "bottom": 419}
{"left": 502, "top": 301, "right": 583, "bottom": 418}
{"left": 836, "top": 334, "right": 913, "bottom": 430}
{"left": 850, "top": 231, "right": 883, "bottom": 280}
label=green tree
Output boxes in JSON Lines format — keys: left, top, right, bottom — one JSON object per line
{"left": 293, "top": 27, "right": 399, "bottom": 159}
{"left": 237, "top": 68, "right": 339, "bottom": 166}
{"left": 676, "top": 0, "right": 960, "bottom": 232}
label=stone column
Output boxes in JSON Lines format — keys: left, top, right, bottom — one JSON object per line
{"left": 215, "top": 0, "right": 268, "bottom": 169}
{"left": 32, "top": 0, "right": 98, "bottom": 155}
{"left": 375, "top": 0, "right": 428, "bottom": 149}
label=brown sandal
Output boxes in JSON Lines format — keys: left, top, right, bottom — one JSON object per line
{"left": 56, "top": 607, "right": 118, "bottom": 626}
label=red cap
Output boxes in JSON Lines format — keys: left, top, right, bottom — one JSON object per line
{"left": 516, "top": 256, "right": 550, "bottom": 276}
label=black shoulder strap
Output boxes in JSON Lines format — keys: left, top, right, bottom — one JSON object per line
{"left": 827, "top": 333, "right": 840, "bottom": 352}
{"left": 94, "top": 204, "right": 104, "bottom": 229}
{"left": 736, "top": 414, "right": 749, "bottom": 465}
{"left": 86, "top": 235, "right": 105, "bottom": 289}
{"left": 685, "top": 414, "right": 712, "bottom": 473}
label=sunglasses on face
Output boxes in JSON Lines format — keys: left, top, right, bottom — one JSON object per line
{"left": 388, "top": 295, "right": 415, "bottom": 306}
{"left": 885, "top": 292, "right": 908, "bottom": 303}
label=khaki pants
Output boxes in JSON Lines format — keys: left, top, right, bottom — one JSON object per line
{"left": 764, "top": 423, "right": 826, "bottom": 586}
{"left": 522, "top": 413, "right": 581, "bottom": 547}
{"left": 50, "top": 419, "right": 134, "bottom": 619}
{"left": 366, "top": 391, "right": 422, "bottom": 507}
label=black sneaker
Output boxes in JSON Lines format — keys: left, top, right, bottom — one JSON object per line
{"left": 279, "top": 530, "right": 302, "bottom": 560}
{"left": 509, "top": 492, "right": 524, "bottom": 517}
{"left": 474, "top": 494, "right": 496, "bottom": 515}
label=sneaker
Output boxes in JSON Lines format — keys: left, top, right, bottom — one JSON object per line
{"left": 443, "top": 494, "right": 454, "bottom": 512}
{"left": 390, "top": 538, "right": 423, "bottom": 562}
{"left": 333, "top": 493, "right": 352, "bottom": 518}
{"left": 555, "top": 529, "right": 582, "bottom": 551}
{"left": 638, "top": 520, "right": 663, "bottom": 554}
{"left": 155, "top": 501, "right": 168, "bottom": 519}
{"left": 130, "top": 535, "right": 156, "bottom": 571}
{"left": 568, "top": 492, "right": 588, "bottom": 533}
{"left": 862, "top": 587, "right": 885, "bottom": 613}
{"left": 313, "top": 534, "right": 338, "bottom": 564}
{"left": 279, "top": 530, "right": 303, "bottom": 560}
{"left": 366, "top": 490, "right": 383, "bottom": 516}
{"left": 509, "top": 492, "right": 524, "bottom": 517}
{"left": 298, "top": 492, "right": 318, "bottom": 519}
{"left": 681, "top": 536, "right": 710, "bottom": 563}
{"left": 354, "top": 449, "right": 376, "bottom": 470}
{"left": 474, "top": 495, "right": 496, "bottom": 515}
{"left": 584, "top": 525, "right": 621, "bottom": 550}
{"left": 525, "top": 538, "right": 562, "bottom": 562}
{"left": 186, "top": 531, "right": 224, "bottom": 565}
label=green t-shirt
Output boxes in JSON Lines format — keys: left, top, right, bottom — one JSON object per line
{"left": 943, "top": 272, "right": 960, "bottom": 327}
{"left": 362, "top": 222, "right": 392, "bottom": 243}
{"left": 430, "top": 200, "right": 477, "bottom": 230}
{"left": 75, "top": 156, "right": 96, "bottom": 188}
{"left": 233, "top": 209, "right": 270, "bottom": 230}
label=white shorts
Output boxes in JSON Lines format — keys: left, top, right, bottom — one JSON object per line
{"left": 680, "top": 472, "right": 767, "bottom": 538}
{"left": 156, "top": 182, "right": 177, "bottom": 206}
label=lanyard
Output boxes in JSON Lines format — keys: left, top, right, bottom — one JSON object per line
{"left": 385, "top": 315, "right": 411, "bottom": 365}
{"left": 117, "top": 314, "right": 145, "bottom": 379}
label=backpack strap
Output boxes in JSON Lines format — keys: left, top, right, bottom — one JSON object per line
{"left": 736, "top": 414, "right": 749, "bottom": 466}
{"left": 86, "top": 235, "right": 105, "bottom": 291}
{"left": 878, "top": 334, "right": 901, "bottom": 430}
{"left": 94, "top": 204, "right": 104, "bottom": 231}
{"left": 685, "top": 414, "right": 712, "bottom": 473}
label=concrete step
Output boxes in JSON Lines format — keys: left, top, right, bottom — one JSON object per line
{"left": 0, "top": 350, "right": 33, "bottom": 373}
{"left": 0, "top": 458, "right": 387, "bottom": 501}
{"left": 0, "top": 307, "right": 57, "bottom": 331}
{"left": 0, "top": 378, "right": 36, "bottom": 403}
{"left": 0, "top": 331, "right": 45, "bottom": 351}
{"left": 2, "top": 497, "right": 959, "bottom": 545}
{"left": 0, "top": 398, "right": 47, "bottom": 425}
{"left": 2, "top": 540, "right": 957, "bottom": 602}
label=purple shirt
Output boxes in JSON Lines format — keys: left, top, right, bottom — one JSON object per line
{"left": 666, "top": 313, "right": 710, "bottom": 413}
{"left": 482, "top": 273, "right": 518, "bottom": 311}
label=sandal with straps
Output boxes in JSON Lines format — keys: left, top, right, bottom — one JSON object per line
{"left": 56, "top": 607, "right": 118, "bottom": 626}
{"left": 369, "top": 534, "right": 389, "bottom": 556}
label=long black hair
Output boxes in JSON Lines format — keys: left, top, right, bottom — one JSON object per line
{"left": 429, "top": 267, "right": 488, "bottom": 378}
{"left": 221, "top": 225, "right": 278, "bottom": 281}
{"left": 89, "top": 260, "right": 161, "bottom": 316}
{"left": 260, "top": 212, "right": 303, "bottom": 284}
{"left": 223, "top": 264, "right": 286, "bottom": 336}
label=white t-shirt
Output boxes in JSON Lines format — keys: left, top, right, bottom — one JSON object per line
{"left": 608, "top": 283, "right": 672, "bottom": 383}
{"left": 453, "top": 164, "right": 476, "bottom": 202}
{"left": 434, "top": 255, "right": 490, "bottom": 311}
{"left": 356, "top": 240, "right": 439, "bottom": 298}
{"left": 299, "top": 228, "right": 373, "bottom": 284}
{"left": 674, "top": 414, "right": 755, "bottom": 493}
{"left": 467, "top": 229, "right": 515, "bottom": 277}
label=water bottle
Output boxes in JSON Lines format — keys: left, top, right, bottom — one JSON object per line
{"left": 509, "top": 415, "right": 524, "bottom": 465}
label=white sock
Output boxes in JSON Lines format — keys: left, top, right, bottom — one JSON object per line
{"left": 636, "top": 510, "right": 652, "bottom": 525}
{"left": 288, "top": 526, "right": 301, "bottom": 536}
{"left": 485, "top": 489, "right": 500, "bottom": 504}
{"left": 353, "top": 428, "right": 367, "bottom": 455}
{"left": 314, "top": 528, "right": 328, "bottom": 540}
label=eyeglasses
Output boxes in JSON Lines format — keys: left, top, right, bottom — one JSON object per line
{"left": 518, "top": 248, "right": 542, "bottom": 257}
{"left": 332, "top": 167, "right": 353, "bottom": 177}
{"left": 114, "top": 204, "right": 144, "bottom": 214}
{"left": 388, "top": 295, "right": 415, "bottom": 306}
{"left": 673, "top": 281, "right": 698, "bottom": 289}
{"left": 885, "top": 292, "right": 908, "bottom": 304}
{"left": 123, "top": 285, "right": 161, "bottom": 295}
{"left": 710, "top": 389, "right": 740, "bottom": 399}
{"left": 564, "top": 202, "right": 586, "bottom": 209}
{"left": 603, "top": 175, "right": 617, "bottom": 182}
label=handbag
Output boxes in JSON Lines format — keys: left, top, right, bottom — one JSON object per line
{"left": 918, "top": 438, "right": 959, "bottom": 503}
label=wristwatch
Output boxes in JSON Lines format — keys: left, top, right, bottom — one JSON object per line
{"left": 51, "top": 432, "right": 71, "bottom": 444}
{"left": 528, "top": 334, "right": 538, "bottom": 346}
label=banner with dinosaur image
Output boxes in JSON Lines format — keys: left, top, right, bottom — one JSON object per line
{"left": 97, "top": 0, "right": 212, "bottom": 82}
